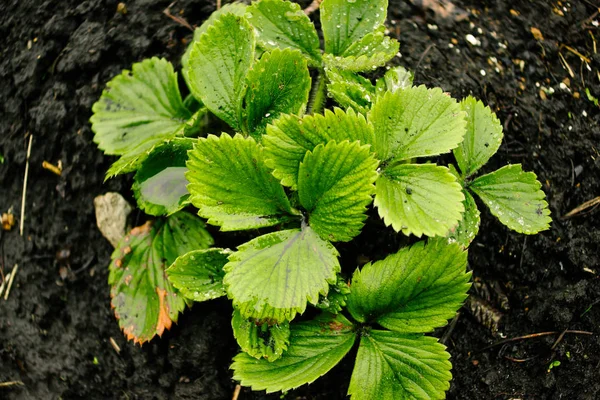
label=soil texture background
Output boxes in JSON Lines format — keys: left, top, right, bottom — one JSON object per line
{"left": 1, "top": 0, "right": 599, "bottom": 399}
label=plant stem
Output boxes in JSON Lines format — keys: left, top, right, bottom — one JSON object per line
{"left": 307, "top": 71, "right": 327, "bottom": 115}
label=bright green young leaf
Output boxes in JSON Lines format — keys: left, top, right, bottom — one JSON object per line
{"left": 232, "top": 313, "right": 356, "bottom": 392}
{"left": 224, "top": 227, "right": 340, "bottom": 322}
{"left": 348, "top": 331, "right": 452, "bottom": 400}
{"left": 346, "top": 239, "right": 470, "bottom": 333}
{"left": 299, "top": 141, "right": 378, "bottom": 242}
{"left": 132, "top": 138, "right": 194, "bottom": 216}
{"left": 244, "top": 48, "right": 311, "bottom": 138}
{"left": 321, "top": 0, "right": 388, "bottom": 56}
{"left": 246, "top": 0, "right": 322, "bottom": 66}
{"left": 315, "top": 275, "right": 351, "bottom": 314}
{"left": 181, "top": 2, "right": 248, "bottom": 69}
{"left": 264, "top": 108, "right": 375, "bottom": 188}
{"left": 186, "top": 133, "right": 294, "bottom": 230}
{"left": 232, "top": 309, "right": 290, "bottom": 361}
{"left": 447, "top": 190, "right": 481, "bottom": 248}
{"left": 374, "top": 164, "right": 465, "bottom": 237}
{"left": 185, "top": 13, "right": 255, "bottom": 131}
{"left": 109, "top": 212, "right": 213, "bottom": 344}
{"left": 454, "top": 96, "right": 504, "bottom": 177}
{"left": 166, "top": 248, "right": 231, "bottom": 302}
{"left": 470, "top": 164, "right": 551, "bottom": 234}
{"left": 376, "top": 65, "right": 414, "bottom": 94}
{"left": 368, "top": 86, "right": 466, "bottom": 162}
{"left": 326, "top": 68, "right": 376, "bottom": 114}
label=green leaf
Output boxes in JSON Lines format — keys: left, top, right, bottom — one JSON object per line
{"left": 185, "top": 13, "right": 255, "bottom": 131}
{"left": 246, "top": 0, "right": 322, "bottom": 66}
{"left": 375, "top": 164, "right": 465, "bottom": 237}
{"left": 244, "top": 48, "right": 312, "bottom": 138}
{"left": 376, "top": 65, "right": 414, "bottom": 94}
{"left": 454, "top": 96, "right": 504, "bottom": 177}
{"left": 315, "top": 275, "right": 351, "bottom": 314}
{"left": 166, "top": 248, "right": 231, "bottom": 302}
{"left": 299, "top": 141, "right": 378, "bottom": 242}
{"left": 181, "top": 2, "right": 248, "bottom": 69}
{"left": 224, "top": 227, "right": 340, "bottom": 322}
{"left": 347, "top": 239, "right": 470, "bottom": 332}
{"left": 325, "top": 68, "right": 376, "bottom": 114}
{"left": 232, "top": 313, "right": 356, "bottom": 392}
{"left": 109, "top": 212, "right": 213, "bottom": 344}
{"left": 264, "top": 108, "right": 375, "bottom": 188}
{"left": 368, "top": 86, "right": 466, "bottom": 162}
{"left": 321, "top": 0, "right": 388, "bottom": 56}
{"left": 91, "top": 58, "right": 191, "bottom": 172}
{"left": 132, "top": 138, "right": 194, "bottom": 216}
{"left": 447, "top": 190, "right": 481, "bottom": 248}
{"left": 348, "top": 331, "right": 452, "bottom": 400}
{"left": 232, "top": 309, "right": 290, "bottom": 361}
{"left": 470, "top": 164, "right": 551, "bottom": 234}
{"left": 186, "top": 133, "right": 294, "bottom": 230}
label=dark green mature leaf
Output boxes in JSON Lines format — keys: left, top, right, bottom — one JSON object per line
{"left": 185, "top": 13, "right": 255, "bottom": 131}
{"left": 109, "top": 212, "right": 213, "bottom": 344}
{"left": 224, "top": 227, "right": 340, "bottom": 322}
{"left": 181, "top": 2, "right": 248, "bottom": 69}
{"left": 299, "top": 141, "right": 378, "bottom": 242}
{"left": 454, "top": 96, "right": 504, "bottom": 177}
{"left": 321, "top": 0, "right": 388, "bottom": 56}
{"left": 246, "top": 0, "right": 322, "bottom": 66}
{"left": 348, "top": 331, "right": 452, "bottom": 400}
{"left": 326, "top": 68, "right": 376, "bottom": 114}
{"left": 368, "top": 86, "right": 466, "bottom": 162}
{"left": 166, "top": 248, "right": 231, "bottom": 302}
{"left": 232, "top": 313, "right": 356, "bottom": 392}
{"left": 186, "top": 133, "right": 294, "bottom": 230}
{"left": 232, "top": 309, "right": 291, "bottom": 361}
{"left": 133, "top": 138, "right": 194, "bottom": 216}
{"left": 470, "top": 164, "right": 551, "bottom": 234}
{"left": 447, "top": 190, "right": 481, "bottom": 248}
{"left": 374, "top": 164, "right": 465, "bottom": 237}
{"left": 91, "top": 58, "right": 191, "bottom": 174}
{"left": 347, "top": 239, "right": 470, "bottom": 333}
{"left": 264, "top": 108, "right": 375, "bottom": 188}
{"left": 376, "top": 65, "right": 414, "bottom": 94}
{"left": 244, "top": 48, "right": 311, "bottom": 138}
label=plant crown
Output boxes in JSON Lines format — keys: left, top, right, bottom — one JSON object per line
{"left": 90, "top": 0, "right": 551, "bottom": 398}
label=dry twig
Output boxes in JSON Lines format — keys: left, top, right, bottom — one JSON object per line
{"left": 232, "top": 384, "right": 241, "bottom": 400}
{"left": 163, "top": 2, "right": 194, "bottom": 31}
{"left": 561, "top": 196, "right": 600, "bottom": 219}
{"left": 0, "top": 380, "right": 24, "bottom": 387}
{"left": 20, "top": 135, "right": 33, "bottom": 236}
{"left": 478, "top": 330, "right": 593, "bottom": 352}
{"left": 4, "top": 264, "right": 18, "bottom": 300}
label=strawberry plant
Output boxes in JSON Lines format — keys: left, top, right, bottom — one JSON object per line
{"left": 90, "top": 0, "right": 551, "bottom": 397}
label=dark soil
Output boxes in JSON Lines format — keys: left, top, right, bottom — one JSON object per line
{"left": 1, "top": 0, "right": 599, "bottom": 399}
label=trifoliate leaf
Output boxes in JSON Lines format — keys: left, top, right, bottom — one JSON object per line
{"left": 185, "top": 13, "right": 255, "bottom": 131}
{"left": 166, "top": 248, "right": 231, "bottom": 302}
{"left": 470, "top": 164, "right": 551, "bottom": 234}
{"left": 186, "top": 133, "right": 294, "bottom": 230}
{"left": 109, "top": 212, "right": 213, "bottom": 344}
{"left": 232, "top": 313, "right": 356, "bottom": 392}
{"left": 323, "top": 27, "right": 399, "bottom": 72}
{"left": 132, "top": 138, "right": 194, "bottom": 216}
{"left": 224, "top": 227, "right": 340, "bottom": 322}
{"left": 321, "top": 0, "right": 388, "bottom": 56}
{"left": 232, "top": 309, "right": 290, "bottom": 361}
{"left": 299, "top": 141, "right": 378, "bottom": 242}
{"left": 368, "top": 86, "right": 466, "bottom": 162}
{"left": 91, "top": 58, "right": 191, "bottom": 174}
{"left": 447, "top": 190, "right": 480, "bottom": 248}
{"left": 346, "top": 239, "right": 470, "bottom": 333}
{"left": 348, "top": 331, "right": 452, "bottom": 400}
{"left": 374, "top": 164, "right": 465, "bottom": 237}
{"left": 376, "top": 65, "right": 414, "bottom": 94}
{"left": 315, "top": 275, "right": 351, "bottom": 314}
{"left": 325, "top": 68, "right": 376, "bottom": 114}
{"left": 244, "top": 48, "right": 311, "bottom": 138}
{"left": 181, "top": 2, "right": 248, "bottom": 69}
{"left": 454, "top": 96, "right": 504, "bottom": 177}
{"left": 246, "top": 0, "right": 322, "bottom": 66}
{"left": 264, "top": 108, "right": 375, "bottom": 188}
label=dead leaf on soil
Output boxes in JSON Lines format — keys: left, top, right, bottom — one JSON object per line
{"left": 1, "top": 212, "right": 15, "bottom": 231}
{"left": 411, "top": 0, "right": 469, "bottom": 21}
{"left": 94, "top": 192, "right": 133, "bottom": 248}
{"left": 531, "top": 27, "right": 544, "bottom": 41}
